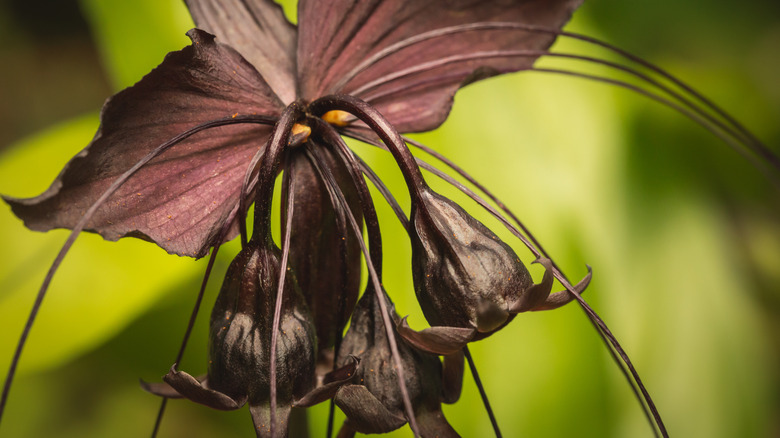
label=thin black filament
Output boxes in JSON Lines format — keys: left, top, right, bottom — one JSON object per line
{"left": 336, "top": 21, "right": 773, "bottom": 167}
{"left": 464, "top": 347, "right": 501, "bottom": 438}
{"left": 311, "top": 118, "right": 385, "bottom": 275}
{"left": 352, "top": 48, "right": 767, "bottom": 180}
{"left": 151, "top": 240, "right": 224, "bottom": 437}
{"left": 261, "top": 104, "right": 306, "bottom": 436}
{"left": 530, "top": 67, "right": 780, "bottom": 188}
{"left": 269, "top": 153, "right": 296, "bottom": 437}
{"left": 356, "top": 49, "right": 756, "bottom": 157}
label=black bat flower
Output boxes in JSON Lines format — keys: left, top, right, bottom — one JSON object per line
{"left": 8, "top": 0, "right": 771, "bottom": 436}
{"left": 4, "top": 5, "right": 582, "bottom": 419}
{"left": 2, "top": 0, "right": 585, "bottom": 431}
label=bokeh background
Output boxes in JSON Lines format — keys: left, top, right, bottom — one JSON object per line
{"left": 1, "top": 0, "right": 778, "bottom": 436}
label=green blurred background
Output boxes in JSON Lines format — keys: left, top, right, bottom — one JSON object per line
{"left": 1, "top": 0, "right": 778, "bottom": 436}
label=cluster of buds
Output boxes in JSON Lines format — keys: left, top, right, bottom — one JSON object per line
{"left": 137, "top": 94, "right": 591, "bottom": 437}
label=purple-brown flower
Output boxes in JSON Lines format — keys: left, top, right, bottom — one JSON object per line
{"left": 1, "top": 0, "right": 612, "bottom": 436}
{"left": 1, "top": 1, "right": 774, "bottom": 436}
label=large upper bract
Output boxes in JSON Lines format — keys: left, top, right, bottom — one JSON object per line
{"left": 5, "top": 0, "right": 581, "bottom": 259}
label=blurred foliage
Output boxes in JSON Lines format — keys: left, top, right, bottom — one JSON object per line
{"left": 0, "top": 0, "right": 778, "bottom": 437}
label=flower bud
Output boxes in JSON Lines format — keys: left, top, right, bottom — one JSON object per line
{"left": 334, "top": 289, "right": 458, "bottom": 436}
{"left": 144, "top": 241, "right": 318, "bottom": 437}
{"left": 208, "top": 242, "right": 317, "bottom": 414}
{"left": 410, "top": 188, "right": 532, "bottom": 340}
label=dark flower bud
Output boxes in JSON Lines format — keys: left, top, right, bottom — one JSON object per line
{"left": 406, "top": 187, "right": 591, "bottom": 350}
{"left": 411, "top": 188, "right": 529, "bottom": 335}
{"left": 334, "top": 289, "right": 459, "bottom": 437}
{"left": 208, "top": 242, "right": 316, "bottom": 419}
{"left": 143, "top": 241, "right": 318, "bottom": 437}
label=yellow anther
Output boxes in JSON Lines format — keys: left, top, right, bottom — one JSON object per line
{"left": 321, "top": 110, "right": 351, "bottom": 127}
{"left": 291, "top": 123, "right": 311, "bottom": 137}
{"left": 289, "top": 123, "right": 312, "bottom": 146}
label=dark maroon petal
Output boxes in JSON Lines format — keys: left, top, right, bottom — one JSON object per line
{"left": 397, "top": 316, "right": 474, "bottom": 356}
{"left": 507, "top": 257, "right": 554, "bottom": 313}
{"left": 163, "top": 367, "right": 246, "bottom": 410}
{"left": 185, "top": 0, "right": 298, "bottom": 104}
{"left": 5, "top": 29, "right": 283, "bottom": 257}
{"left": 140, "top": 379, "right": 186, "bottom": 399}
{"left": 297, "top": 0, "right": 582, "bottom": 133}
{"left": 293, "top": 357, "right": 359, "bottom": 408}
{"left": 334, "top": 385, "right": 408, "bottom": 434}
{"left": 532, "top": 265, "right": 592, "bottom": 311}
